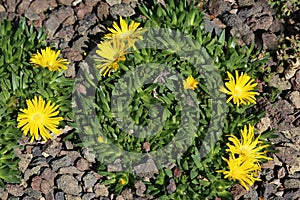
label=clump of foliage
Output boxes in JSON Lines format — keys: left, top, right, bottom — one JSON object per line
{"left": 276, "top": 35, "right": 300, "bottom": 79}
{"left": 267, "top": 0, "right": 300, "bottom": 19}
{"left": 0, "top": 17, "right": 73, "bottom": 187}
{"left": 266, "top": 0, "right": 300, "bottom": 80}
{"left": 74, "top": 0, "right": 274, "bottom": 199}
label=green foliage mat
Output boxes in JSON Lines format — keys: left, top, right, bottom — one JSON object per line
{"left": 72, "top": 0, "right": 273, "bottom": 199}
{"left": 0, "top": 17, "right": 73, "bottom": 187}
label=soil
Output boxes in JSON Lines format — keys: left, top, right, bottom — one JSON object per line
{"left": 0, "top": 0, "right": 299, "bottom": 199}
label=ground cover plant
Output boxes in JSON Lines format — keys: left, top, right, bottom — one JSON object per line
{"left": 0, "top": 0, "right": 280, "bottom": 199}
{"left": 72, "top": 0, "right": 275, "bottom": 199}
{"left": 0, "top": 17, "right": 73, "bottom": 187}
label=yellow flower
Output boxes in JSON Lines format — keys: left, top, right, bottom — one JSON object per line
{"left": 226, "top": 125, "right": 272, "bottom": 162}
{"left": 104, "top": 16, "right": 145, "bottom": 48}
{"left": 220, "top": 70, "right": 259, "bottom": 106}
{"left": 183, "top": 76, "right": 199, "bottom": 90}
{"left": 95, "top": 37, "right": 127, "bottom": 76}
{"left": 119, "top": 178, "right": 127, "bottom": 185}
{"left": 17, "top": 96, "right": 63, "bottom": 143}
{"left": 218, "top": 124, "right": 272, "bottom": 190}
{"left": 218, "top": 154, "right": 261, "bottom": 190}
{"left": 97, "top": 136, "right": 104, "bottom": 143}
{"left": 30, "top": 47, "right": 69, "bottom": 71}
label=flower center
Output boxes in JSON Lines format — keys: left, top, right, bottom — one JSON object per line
{"left": 31, "top": 113, "right": 44, "bottom": 123}
{"left": 120, "top": 31, "right": 130, "bottom": 39}
{"left": 239, "top": 146, "right": 252, "bottom": 159}
{"left": 234, "top": 86, "right": 242, "bottom": 97}
{"left": 230, "top": 167, "right": 241, "bottom": 180}
{"left": 190, "top": 81, "right": 196, "bottom": 88}
{"left": 49, "top": 61, "right": 53, "bottom": 66}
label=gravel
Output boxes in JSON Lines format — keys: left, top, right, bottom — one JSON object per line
{"left": 51, "top": 155, "right": 72, "bottom": 171}
{"left": 57, "top": 175, "right": 82, "bottom": 196}
{"left": 55, "top": 191, "right": 66, "bottom": 200}
{"left": 284, "top": 179, "right": 300, "bottom": 189}
{"left": 110, "top": 3, "right": 136, "bottom": 19}
{"left": 94, "top": 184, "right": 109, "bottom": 197}
{"left": 82, "top": 171, "right": 100, "bottom": 189}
